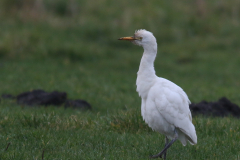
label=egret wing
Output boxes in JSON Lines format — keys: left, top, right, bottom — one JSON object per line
{"left": 152, "top": 79, "right": 197, "bottom": 144}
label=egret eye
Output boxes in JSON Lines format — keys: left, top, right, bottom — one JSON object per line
{"left": 135, "top": 37, "right": 142, "bottom": 40}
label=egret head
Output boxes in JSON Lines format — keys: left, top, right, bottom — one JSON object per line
{"left": 118, "top": 29, "right": 157, "bottom": 49}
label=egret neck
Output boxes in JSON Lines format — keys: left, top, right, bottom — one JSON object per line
{"left": 136, "top": 42, "right": 158, "bottom": 99}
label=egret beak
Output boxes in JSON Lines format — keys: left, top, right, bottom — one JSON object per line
{"left": 118, "top": 36, "right": 136, "bottom": 41}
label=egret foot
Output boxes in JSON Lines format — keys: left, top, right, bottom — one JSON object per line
{"left": 150, "top": 130, "right": 178, "bottom": 159}
{"left": 150, "top": 137, "right": 169, "bottom": 159}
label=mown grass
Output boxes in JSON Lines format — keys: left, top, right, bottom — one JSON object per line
{"left": 0, "top": 0, "right": 240, "bottom": 159}
{"left": 0, "top": 103, "right": 240, "bottom": 159}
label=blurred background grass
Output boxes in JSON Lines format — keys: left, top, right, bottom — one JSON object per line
{"left": 0, "top": 0, "right": 239, "bottom": 108}
{"left": 1, "top": 0, "right": 240, "bottom": 59}
{"left": 0, "top": 0, "right": 240, "bottom": 159}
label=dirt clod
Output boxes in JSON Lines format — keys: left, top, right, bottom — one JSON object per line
{"left": 17, "top": 89, "right": 67, "bottom": 106}
{"left": 190, "top": 97, "right": 240, "bottom": 118}
{"left": 65, "top": 99, "right": 91, "bottom": 110}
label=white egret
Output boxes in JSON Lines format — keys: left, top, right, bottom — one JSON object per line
{"left": 118, "top": 29, "right": 197, "bottom": 159}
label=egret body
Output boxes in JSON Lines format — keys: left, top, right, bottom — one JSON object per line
{"left": 118, "top": 29, "right": 197, "bottom": 159}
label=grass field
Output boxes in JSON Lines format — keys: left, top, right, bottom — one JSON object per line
{"left": 0, "top": 0, "right": 240, "bottom": 159}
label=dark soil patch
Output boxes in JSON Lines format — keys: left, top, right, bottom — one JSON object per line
{"left": 65, "top": 99, "right": 91, "bottom": 110}
{"left": 190, "top": 97, "right": 240, "bottom": 118}
{"left": 1, "top": 89, "right": 91, "bottom": 110}
{"left": 17, "top": 90, "right": 67, "bottom": 106}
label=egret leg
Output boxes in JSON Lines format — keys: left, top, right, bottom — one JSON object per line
{"left": 150, "top": 130, "right": 178, "bottom": 159}
{"left": 163, "top": 136, "right": 169, "bottom": 160}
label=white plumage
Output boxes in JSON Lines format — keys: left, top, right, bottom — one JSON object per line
{"left": 119, "top": 29, "right": 197, "bottom": 159}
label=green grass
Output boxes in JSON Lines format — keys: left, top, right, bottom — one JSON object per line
{"left": 0, "top": 0, "right": 240, "bottom": 159}
{"left": 0, "top": 104, "right": 240, "bottom": 159}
